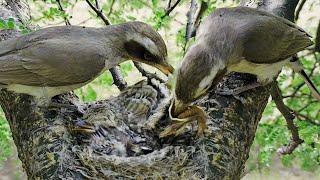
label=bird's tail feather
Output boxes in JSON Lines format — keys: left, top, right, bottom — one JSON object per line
{"left": 289, "top": 60, "right": 320, "bottom": 101}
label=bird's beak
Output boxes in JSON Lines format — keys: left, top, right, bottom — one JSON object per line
{"left": 154, "top": 62, "right": 174, "bottom": 75}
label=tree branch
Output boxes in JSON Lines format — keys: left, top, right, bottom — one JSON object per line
{"left": 56, "top": 0, "right": 71, "bottom": 25}
{"left": 315, "top": 20, "right": 320, "bottom": 53}
{"left": 270, "top": 81, "right": 304, "bottom": 155}
{"left": 161, "top": 0, "right": 182, "bottom": 18}
{"left": 191, "top": 0, "right": 208, "bottom": 37}
{"left": 85, "top": 0, "right": 111, "bottom": 25}
{"left": 0, "top": 0, "right": 302, "bottom": 179}
{"left": 185, "top": 0, "right": 197, "bottom": 41}
{"left": 107, "top": 0, "right": 115, "bottom": 16}
{"left": 85, "top": 0, "right": 127, "bottom": 90}
{"left": 133, "top": 62, "right": 165, "bottom": 83}
{"left": 183, "top": 0, "right": 208, "bottom": 53}
{"left": 295, "top": 0, "right": 306, "bottom": 21}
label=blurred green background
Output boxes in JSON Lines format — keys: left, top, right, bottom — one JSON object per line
{"left": 0, "top": 0, "right": 319, "bottom": 179}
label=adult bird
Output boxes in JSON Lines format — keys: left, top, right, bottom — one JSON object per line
{"left": 160, "top": 7, "right": 318, "bottom": 137}
{"left": 0, "top": 21, "right": 173, "bottom": 106}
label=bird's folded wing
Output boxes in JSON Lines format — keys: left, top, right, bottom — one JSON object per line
{"left": 0, "top": 38, "right": 106, "bottom": 87}
{"left": 237, "top": 7, "right": 313, "bottom": 64}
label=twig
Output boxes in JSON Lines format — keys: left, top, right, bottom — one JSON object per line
{"left": 161, "top": 0, "right": 182, "bottom": 18}
{"left": 297, "top": 100, "right": 317, "bottom": 112}
{"left": 182, "top": 0, "right": 207, "bottom": 53}
{"left": 167, "top": 0, "right": 172, "bottom": 9}
{"left": 294, "top": 0, "right": 306, "bottom": 21}
{"left": 85, "top": 0, "right": 111, "bottom": 25}
{"left": 293, "top": 111, "right": 320, "bottom": 126}
{"left": 315, "top": 20, "right": 320, "bottom": 53}
{"left": 109, "top": 67, "right": 127, "bottom": 91}
{"left": 95, "top": 0, "right": 99, "bottom": 8}
{"left": 282, "top": 82, "right": 304, "bottom": 98}
{"left": 270, "top": 80, "right": 304, "bottom": 155}
{"left": 107, "top": 0, "right": 115, "bottom": 16}
{"left": 74, "top": 17, "right": 93, "bottom": 25}
{"left": 183, "top": 0, "right": 198, "bottom": 53}
{"left": 85, "top": 0, "right": 127, "bottom": 90}
{"left": 191, "top": 1, "right": 208, "bottom": 38}
{"left": 56, "top": 0, "right": 71, "bottom": 25}
{"left": 185, "top": 0, "right": 197, "bottom": 41}
{"left": 133, "top": 62, "right": 165, "bottom": 83}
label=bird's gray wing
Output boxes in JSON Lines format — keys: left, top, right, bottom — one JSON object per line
{"left": 233, "top": 7, "right": 313, "bottom": 64}
{"left": 0, "top": 37, "right": 106, "bottom": 86}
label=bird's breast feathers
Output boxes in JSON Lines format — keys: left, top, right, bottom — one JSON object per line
{"left": 228, "top": 58, "right": 288, "bottom": 84}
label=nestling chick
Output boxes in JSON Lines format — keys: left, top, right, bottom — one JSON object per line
{"left": 0, "top": 21, "right": 173, "bottom": 106}
{"left": 160, "top": 7, "right": 317, "bottom": 137}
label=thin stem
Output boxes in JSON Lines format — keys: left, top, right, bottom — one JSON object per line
{"left": 56, "top": 0, "right": 71, "bottom": 25}
{"left": 85, "top": 0, "right": 111, "bottom": 25}
{"left": 107, "top": 0, "right": 115, "bottom": 16}
{"left": 294, "top": 0, "right": 306, "bottom": 21}
{"left": 161, "top": 0, "right": 182, "bottom": 18}
{"left": 85, "top": 0, "right": 127, "bottom": 90}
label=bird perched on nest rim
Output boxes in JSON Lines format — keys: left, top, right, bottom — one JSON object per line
{"left": 160, "top": 6, "right": 319, "bottom": 137}
{"left": 0, "top": 21, "right": 173, "bottom": 106}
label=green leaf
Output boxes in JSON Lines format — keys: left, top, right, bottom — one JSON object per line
{"left": 0, "top": 19, "right": 7, "bottom": 29}
{"left": 152, "top": 0, "right": 158, "bottom": 7}
{"left": 126, "top": 15, "right": 137, "bottom": 21}
{"left": 130, "top": 0, "right": 144, "bottom": 9}
{"left": 99, "top": 72, "right": 113, "bottom": 86}
{"left": 120, "top": 62, "right": 133, "bottom": 77}
{"left": 83, "top": 85, "right": 97, "bottom": 102}
{"left": 7, "top": 18, "right": 15, "bottom": 29}
{"left": 281, "top": 155, "right": 294, "bottom": 167}
{"left": 0, "top": 112, "right": 12, "bottom": 166}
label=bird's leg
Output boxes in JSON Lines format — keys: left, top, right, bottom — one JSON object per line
{"left": 217, "top": 81, "right": 261, "bottom": 96}
{"left": 177, "top": 105, "right": 207, "bottom": 137}
{"left": 159, "top": 105, "right": 207, "bottom": 137}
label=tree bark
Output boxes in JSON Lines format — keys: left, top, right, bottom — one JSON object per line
{"left": 0, "top": 0, "right": 299, "bottom": 179}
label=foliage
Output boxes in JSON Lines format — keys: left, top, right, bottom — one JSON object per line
{"left": 0, "top": 0, "right": 319, "bottom": 176}
{"left": 0, "top": 110, "right": 12, "bottom": 167}
{"left": 247, "top": 53, "right": 320, "bottom": 172}
{"left": 0, "top": 17, "right": 31, "bottom": 34}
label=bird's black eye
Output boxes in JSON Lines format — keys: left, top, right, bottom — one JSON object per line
{"left": 144, "top": 52, "right": 153, "bottom": 60}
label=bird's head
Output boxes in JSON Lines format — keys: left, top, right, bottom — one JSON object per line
{"left": 172, "top": 43, "right": 227, "bottom": 116}
{"left": 121, "top": 21, "right": 174, "bottom": 75}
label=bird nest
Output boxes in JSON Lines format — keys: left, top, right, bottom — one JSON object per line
{"left": 68, "top": 80, "right": 219, "bottom": 179}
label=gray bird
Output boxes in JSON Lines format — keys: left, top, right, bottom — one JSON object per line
{"left": 0, "top": 21, "right": 174, "bottom": 106}
{"left": 160, "top": 7, "right": 318, "bottom": 137}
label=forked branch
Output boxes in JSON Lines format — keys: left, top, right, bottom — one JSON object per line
{"left": 270, "top": 80, "right": 304, "bottom": 155}
{"left": 85, "top": 0, "right": 127, "bottom": 90}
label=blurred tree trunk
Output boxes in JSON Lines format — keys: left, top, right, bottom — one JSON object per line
{"left": 0, "top": 0, "right": 300, "bottom": 179}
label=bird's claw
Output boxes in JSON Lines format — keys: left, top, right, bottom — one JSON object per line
{"left": 159, "top": 120, "right": 188, "bottom": 137}
{"left": 160, "top": 105, "right": 207, "bottom": 138}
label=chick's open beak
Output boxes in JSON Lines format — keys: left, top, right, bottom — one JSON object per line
{"left": 155, "top": 62, "right": 174, "bottom": 75}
